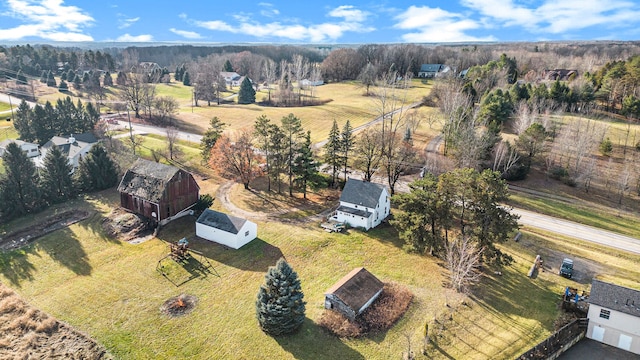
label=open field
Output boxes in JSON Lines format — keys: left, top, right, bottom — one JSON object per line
{"left": 0, "top": 181, "right": 638, "bottom": 359}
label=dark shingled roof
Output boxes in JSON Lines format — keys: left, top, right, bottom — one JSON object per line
{"left": 589, "top": 279, "right": 640, "bottom": 317}
{"left": 326, "top": 267, "right": 384, "bottom": 314}
{"left": 117, "top": 158, "right": 180, "bottom": 203}
{"left": 340, "top": 178, "right": 386, "bottom": 209}
{"left": 196, "top": 209, "right": 247, "bottom": 234}
{"left": 336, "top": 205, "right": 372, "bottom": 218}
{"left": 419, "top": 64, "right": 444, "bottom": 72}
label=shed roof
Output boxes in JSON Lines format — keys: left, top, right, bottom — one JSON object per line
{"left": 589, "top": 279, "right": 640, "bottom": 317}
{"left": 340, "top": 178, "right": 386, "bottom": 209}
{"left": 117, "top": 158, "right": 183, "bottom": 203}
{"left": 419, "top": 64, "right": 444, "bottom": 72}
{"left": 196, "top": 209, "right": 249, "bottom": 235}
{"left": 325, "top": 267, "right": 384, "bottom": 314}
{"left": 0, "top": 139, "right": 38, "bottom": 149}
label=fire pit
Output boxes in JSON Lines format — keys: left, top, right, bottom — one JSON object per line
{"left": 160, "top": 294, "right": 197, "bottom": 317}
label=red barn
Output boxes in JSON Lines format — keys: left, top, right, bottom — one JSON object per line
{"left": 118, "top": 158, "right": 199, "bottom": 224}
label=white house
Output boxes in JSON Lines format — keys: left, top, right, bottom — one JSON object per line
{"left": 34, "top": 133, "right": 98, "bottom": 171}
{"left": 331, "top": 178, "right": 390, "bottom": 231}
{"left": 586, "top": 279, "right": 640, "bottom": 355}
{"left": 196, "top": 209, "right": 257, "bottom": 249}
{"left": 417, "top": 64, "right": 451, "bottom": 78}
{"left": 220, "top": 72, "right": 250, "bottom": 88}
{"left": 0, "top": 139, "right": 40, "bottom": 158}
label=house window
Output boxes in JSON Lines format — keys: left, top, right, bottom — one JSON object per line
{"left": 245, "top": 230, "right": 249, "bottom": 237}
{"left": 599, "top": 309, "right": 610, "bottom": 319}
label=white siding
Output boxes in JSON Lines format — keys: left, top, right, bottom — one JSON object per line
{"left": 587, "top": 304, "right": 640, "bottom": 355}
{"left": 196, "top": 220, "right": 257, "bottom": 249}
{"left": 333, "top": 187, "right": 390, "bottom": 231}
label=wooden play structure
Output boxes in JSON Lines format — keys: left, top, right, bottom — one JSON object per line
{"left": 156, "top": 238, "right": 218, "bottom": 286}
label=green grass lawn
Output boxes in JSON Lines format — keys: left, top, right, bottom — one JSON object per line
{"left": 3, "top": 184, "right": 631, "bottom": 359}
{"left": 0, "top": 101, "right": 13, "bottom": 112}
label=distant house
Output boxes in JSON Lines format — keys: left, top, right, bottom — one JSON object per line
{"left": 220, "top": 72, "right": 250, "bottom": 88}
{"left": 300, "top": 79, "right": 324, "bottom": 87}
{"left": 543, "top": 69, "right": 578, "bottom": 81}
{"left": 118, "top": 158, "right": 199, "bottom": 225}
{"left": 137, "top": 62, "right": 161, "bottom": 72}
{"left": 324, "top": 267, "right": 384, "bottom": 320}
{"left": 0, "top": 139, "right": 40, "bottom": 158}
{"left": 330, "top": 178, "right": 390, "bottom": 231}
{"left": 586, "top": 279, "right": 640, "bottom": 355}
{"left": 196, "top": 209, "right": 257, "bottom": 249}
{"left": 418, "top": 64, "right": 450, "bottom": 78}
{"left": 35, "top": 133, "right": 98, "bottom": 170}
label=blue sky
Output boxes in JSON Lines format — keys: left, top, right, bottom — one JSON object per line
{"left": 1, "top": 0, "right": 640, "bottom": 44}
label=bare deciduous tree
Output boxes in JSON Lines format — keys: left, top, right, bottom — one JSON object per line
{"left": 353, "top": 127, "right": 383, "bottom": 182}
{"left": 445, "top": 236, "right": 483, "bottom": 293}
{"left": 165, "top": 127, "right": 179, "bottom": 160}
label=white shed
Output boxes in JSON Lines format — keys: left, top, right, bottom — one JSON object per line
{"left": 196, "top": 209, "right": 257, "bottom": 249}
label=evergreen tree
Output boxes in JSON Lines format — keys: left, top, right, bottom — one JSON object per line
{"left": 254, "top": 115, "right": 273, "bottom": 191}
{"left": 116, "top": 71, "right": 127, "bottom": 86}
{"left": 268, "top": 124, "right": 287, "bottom": 194}
{"left": 0, "top": 143, "right": 42, "bottom": 219}
{"left": 323, "top": 119, "right": 341, "bottom": 186}
{"left": 40, "top": 70, "right": 48, "bottom": 83}
{"left": 281, "top": 113, "right": 303, "bottom": 196}
{"left": 13, "top": 100, "right": 35, "bottom": 142}
{"left": 256, "top": 258, "right": 306, "bottom": 336}
{"left": 58, "top": 80, "right": 69, "bottom": 92}
{"left": 340, "top": 119, "right": 355, "bottom": 181}
{"left": 223, "top": 59, "right": 234, "bottom": 72}
{"left": 73, "top": 74, "right": 82, "bottom": 89}
{"left": 182, "top": 71, "right": 191, "bottom": 86}
{"left": 40, "top": 146, "right": 75, "bottom": 204}
{"left": 200, "top": 116, "right": 227, "bottom": 163}
{"left": 238, "top": 77, "right": 256, "bottom": 104}
{"left": 292, "top": 131, "right": 317, "bottom": 199}
{"left": 103, "top": 71, "right": 113, "bottom": 87}
{"left": 66, "top": 69, "right": 76, "bottom": 83}
{"left": 60, "top": 71, "right": 67, "bottom": 81}
{"left": 75, "top": 144, "right": 118, "bottom": 192}
{"left": 46, "top": 71, "right": 57, "bottom": 87}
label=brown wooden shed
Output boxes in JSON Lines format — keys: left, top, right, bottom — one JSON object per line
{"left": 324, "top": 267, "right": 384, "bottom": 320}
{"left": 118, "top": 158, "right": 199, "bottom": 223}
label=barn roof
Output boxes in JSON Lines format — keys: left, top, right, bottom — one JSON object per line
{"left": 196, "top": 209, "right": 248, "bottom": 235}
{"left": 589, "top": 279, "right": 640, "bottom": 318}
{"left": 325, "top": 267, "right": 384, "bottom": 314}
{"left": 340, "top": 178, "right": 386, "bottom": 209}
{"left": 117, "top": 158, "right": 183, "bottom": 203}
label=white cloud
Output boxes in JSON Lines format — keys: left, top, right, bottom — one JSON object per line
{"left": 116, "top": 33, "right": 153, "bottom": 42}
{"left": 190, "top": 5, "right": 374, "bottom": 42}
{"left": 258, "top": 3, "right": 279, "bottom": 17}
{"left": 169, "top": 28, "right": 202, "bottom": 39}
{"left": 118, "top": 16, "right": 140, "bottom": 30}
{"left": 395, "top": 6, "right": 495, "bottom": 42}
{"left": 462, "top": 0, "right": 640, "bottom": 35}
{"left": 328, "top": 5, "right": 369, "bottom": 22}
{"left": 0, "top": 0, "right": 94, "bottom": 41}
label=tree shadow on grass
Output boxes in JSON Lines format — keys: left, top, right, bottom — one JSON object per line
{"left": 0, "top": 247, "right": 39, "bottom": 287}
{"left": 358, "top": 222, "right": 404, "bottom": 249}
{"left": 274, "top": 318, "right": 365, "bottom": 360}
{"left": 34, "top": 227, "right": 92, "bottom": 277}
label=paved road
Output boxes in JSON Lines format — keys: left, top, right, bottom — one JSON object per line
{"left": 513, "top": 208, "right": 640, "bottom": 255}
{"left": 107, "top": 118, "right": 203, "bottom": 143}
{"left": 0, "top": 93, "right": 36, "bottom": 109}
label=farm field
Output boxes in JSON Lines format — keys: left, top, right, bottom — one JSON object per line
{"left": 1, "top": 182, "right": 638, "bottom": 359}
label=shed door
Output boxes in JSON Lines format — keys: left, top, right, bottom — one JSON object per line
{"left": 592, "top": 326, "right": 605, "bottom": 342}
{"left": 618, "top": 334, "right": 632, "bottom": 351}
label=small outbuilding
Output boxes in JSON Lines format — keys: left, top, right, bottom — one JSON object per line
{"left": 118, "top": 158, "right": 199, "bottom": 224}
{"left": 196, "top": 209, "right": 257, "bottom": 249}
{"left": 0, "top": 139, "right": 40, "bottom": 158}
{"left": 324, "top": 267, "right": 384, "bottom": 320}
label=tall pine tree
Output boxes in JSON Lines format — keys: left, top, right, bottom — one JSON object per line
{"left": 281, "top": 114, "right": 303, "bottom": 196}
{"left": 75, "top": 144, "right": 119, "bottom": 192}
{"left": 340, "top": 119, "right": 355, "bottom": 181}
{"left": 323, "top": 119, "right": 341, "bottom": 187}
{"left": 292, "top": 131, "right": 317, "bottom": 199}
{"left": 0, "top": 143, "right": 42, "bottom": 219}
{"left": 256, "top": 258, "right": 306, "bottom": 336}
{"left": 40, "top": 146, "right": 75, "bottom": 204}
{"left": 238, "top": 77, "right": 256, "bottom": 104}
{"left": 200, "top": 117, "right": 227, "bottom": 163}
{"left": 254, "top": 115, "right": 273, "bottom": 192}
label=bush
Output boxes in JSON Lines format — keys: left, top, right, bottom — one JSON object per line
{"left": 319, "top": 282, "right": 413, "bottom": 337}
{"left": 193, "top": 194, "right": 214, "bottom": 214}
{"left": 548, "top": 166, "right": 569, "bottom": 180}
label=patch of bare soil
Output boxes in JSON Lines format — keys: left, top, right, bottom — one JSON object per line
{"left": 101, "top": 208, "right": 154, "bottom": 242}
{"left": 0, "top": 282, "right": 111, "bottom": 360}
{"left": 0, "top": 210, "right": 91, "bottom": 251}
{"left": 160, "top": 294, "right": 197, "bottom": 317}
{"left": 319, "top": 282, "right": 413, "bottom": 338}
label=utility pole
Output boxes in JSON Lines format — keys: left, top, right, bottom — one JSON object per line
{"left": 126, "top": 104, "right": 135, "bottom": 155}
